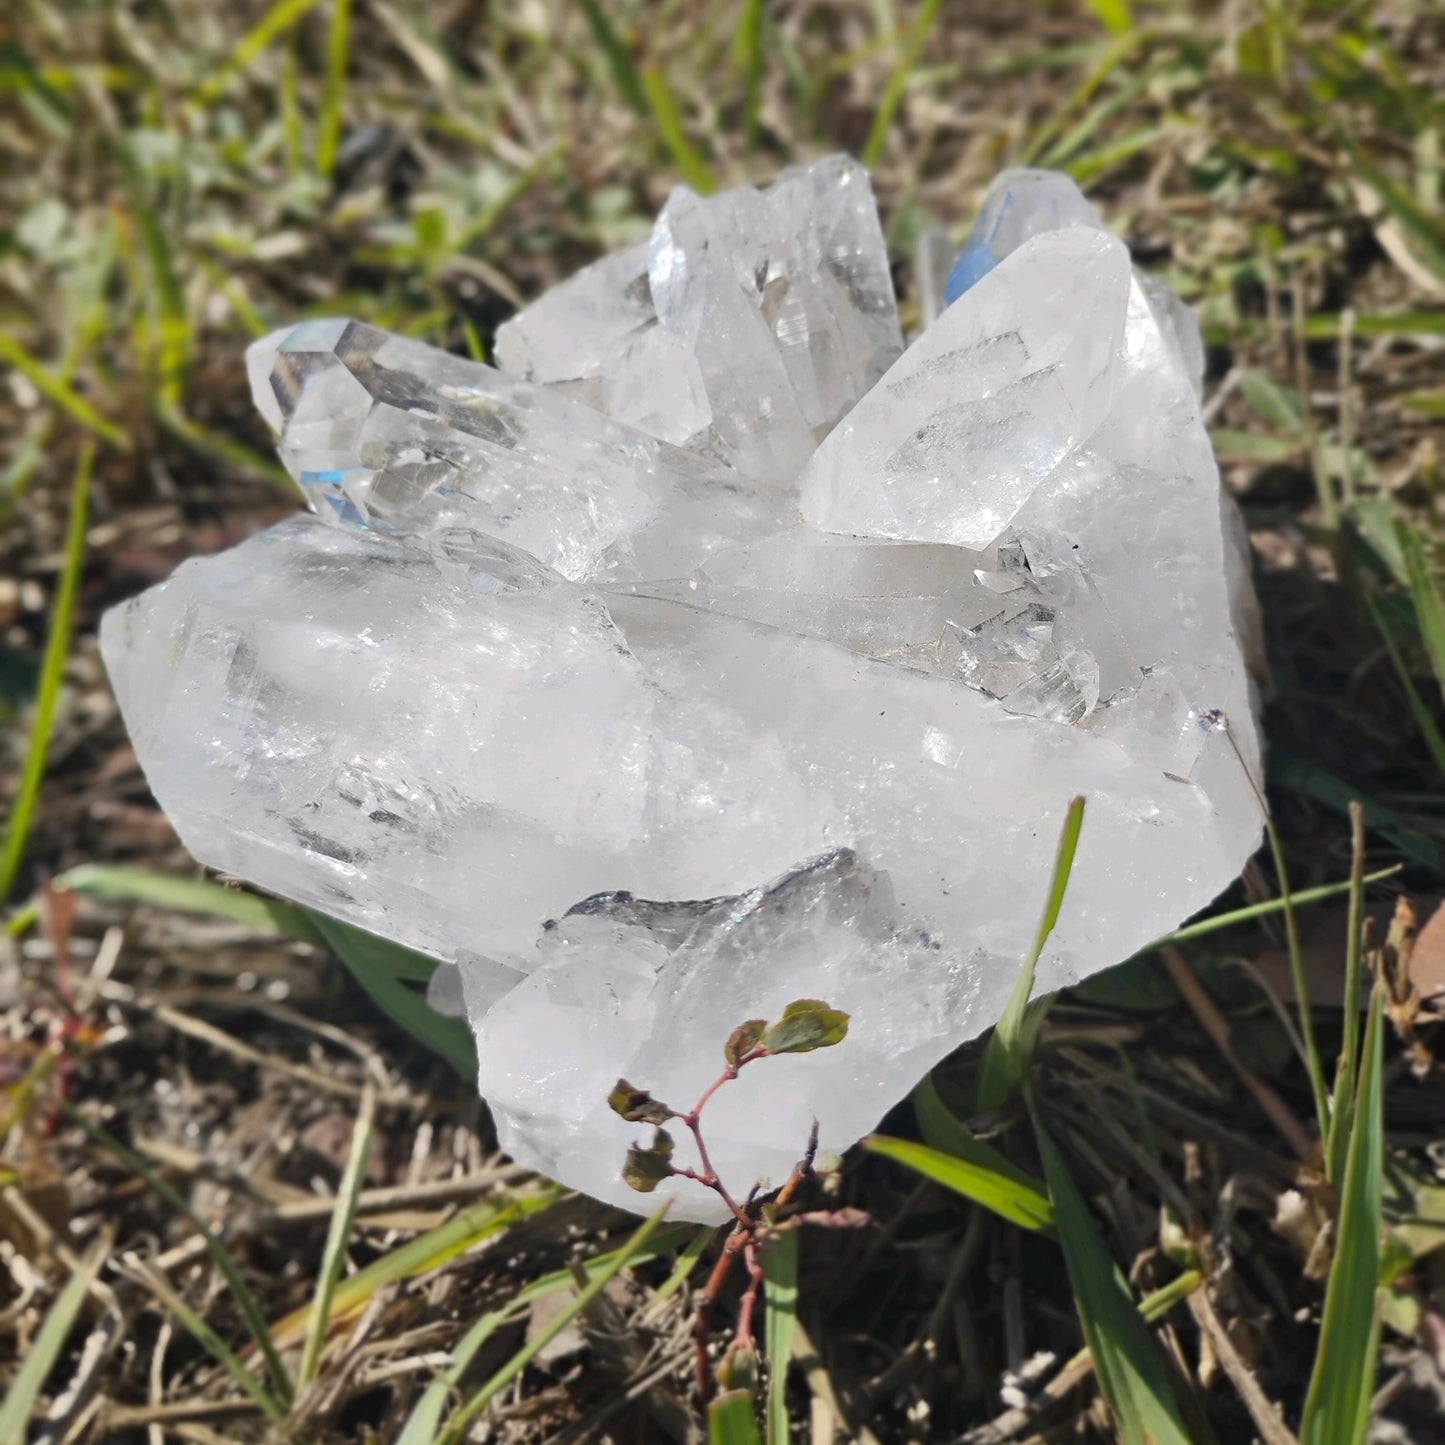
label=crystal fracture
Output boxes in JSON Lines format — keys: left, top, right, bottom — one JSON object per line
{"left": 102, "top": 160, "right": 1263, "bottom": 1221}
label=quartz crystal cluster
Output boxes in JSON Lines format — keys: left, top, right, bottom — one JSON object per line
{"left": 102, "top": 159, "right": 1263, "bottom": 1222}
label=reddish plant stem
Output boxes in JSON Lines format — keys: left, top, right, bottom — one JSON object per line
{"left": 734, "top": 1240, "right": 765, "bottom": 1352}
{"left": 676, "top": 1049, "right": 768, "bottom": 1226}
{"left": 694, "top": 1226, "right": 745, "bottom": 1400}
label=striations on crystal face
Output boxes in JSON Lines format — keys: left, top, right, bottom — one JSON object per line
{"left": 103, "top": 159, "right": 1264, "bottom": 1222}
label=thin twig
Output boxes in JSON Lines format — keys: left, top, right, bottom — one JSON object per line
{"left": 1160, "top": 945, "right": 1315, "bottom": 1162}
{"left": 1187, "top": 1288, "right": 1299, "bottom": 1445}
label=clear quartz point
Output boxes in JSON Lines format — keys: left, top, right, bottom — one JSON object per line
{"left": 496, "top": 154, "right": 904, "bottom": 484}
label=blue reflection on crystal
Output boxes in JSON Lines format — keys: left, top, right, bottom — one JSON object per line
{"left": 301, "top": 468, "right": 369, "bottom": 528}
{"left": 942, "top": 188, "right": 1017, "bottom": 305}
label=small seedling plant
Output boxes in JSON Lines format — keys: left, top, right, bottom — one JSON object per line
{"left": 608, "top": 998, "right": 867, "bottom": 1407}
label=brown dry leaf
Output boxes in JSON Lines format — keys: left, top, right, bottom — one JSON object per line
{"left": 1407, "top": 899, "right": 1445, "bottom": 1011}
{"left": 1254, "top": 896, "right": 1444, "bottom": 1015}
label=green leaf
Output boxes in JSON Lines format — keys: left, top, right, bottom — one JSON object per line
{"left": 1210, "top": 427, "right": 1304, "bottom": 463}
{"left": 710, "top": 1389, "right": 765, "bottom": 1445}
{"left": 725, "top": 1018, "right": 768, "bottom": 1066}
{"left": 719, "top": 1341, "right": 760, "bottom": 1394}
{"left": 1033, "top": 1116, "right": 1194, "bottom": 1445}
{"left": 1, "top": 446, "right": 91, "bottom": 899}
{"left": 1345, "top": 495, "right": 1407, "bottom": 585}
{"left": 306, "top": 911, "right": 476, "bottom": 1075}
{"left": 609, "top": 1079, "right": 675, "bottom": 1124}
{"left": 760, "top": 1001, "right": 849, "bottom": 1056}
{"left": 866, "top": 1134, "right": 1055, "bottom": 1234}
{"left": 1300, "top": 991, "right": 1385, "bottom": 1445}
{"left": 763, "top": 1228, "right": 799, "bottom": 1445}
{"left": 976, "top": 795, "right": 1085, "bottom": 1112}
{"left": 623, "top": 1127, "right": 676, "bottom": 1193}
{"left": 0, "top": 1242, "right": 107, "bottom": 1441}
{"left": 1239, "top": 369, "right": 1307, "bottom": 432}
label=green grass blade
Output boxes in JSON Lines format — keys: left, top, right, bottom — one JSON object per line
{"left": 54, "top": 864, "right": 323, "bottom": 941}
{"left": 976, "top": 795, "right": 1085, "bottom": 1113}
{"left": 114, "top": 140, "right": 190, "bottom": 406}
{"left": 710, "top": 1389, "right": 764, "bottom": 1444}
{"left": 297, "top": 1084, "right": 374, "bottom": 1388}
{"left": 195, "top": 0, "right": 327, "bottom": 103}
{"left": 62, "top": 1102, "right": 293, "bottom": 1406}
{"left": 396, "top": 1222, "right": 699, "bottom": 1445}
{"left": 1326, "top": 804, "right": 1368, "bottom": 1183}
{"left": 1269, "top": 746, "right": 1440, "bottom": 869}
{"left": 641, "top": 66, "right": 716, "bottom": 194}
{"left": 1033, "top": 1115, "right": 1193, "bottom": 1445}
{"left": 862, "top": 0, "right": 943, "bottom": 167}
{"left": 1247, "top": 747, "right": 1338, "bottom": 1139}
{"left": 52, "top": 870, "right": 444, "bottom": 991}
{"left": 435, "top": 1206, "right": 670, "bottom": 1445}
{"left": 645, "top": 1225, "right": 716, "bottom": 1313}
{"left": 315, "top": 0, "right": 352, "bottom": 179}
{"left": 733, "top": 0, "right": 767, "bottom": 149}
{"left": 911, "top": 1072, "right": 1053, "bottom": 1198}
{"left": 0, "top": 339, "right": 127, "bottom": 448}
{"left": 577, "top": 0, "right": 648, "bottom": 116}
{"left": 1364, "top": 590, "right": 1445, "bottom": 775}
{"left": 1348, "top": 143, "right": 1445, "bottom": 285}
{"left": 1400, "top": 390, "right": 1445, "bottom": 418}
{"left": 1239, "top": 368, "right": 1307, "bottom": 432}
{"left": 1151, "top": 866, "right": 1401, "bottom": 947}
{"left": 0, "top": 1243, "right": 105, "bottom": 1440}
{"left": 306, "top": 911, "right": 476, "bottom": 1073}
{"left": 763, "top": 1228, "right": 798, "bottom": 1445}
{"left": 1300, "top": 990, "right": 1385, "bottom": 1445}
{"left": 273, "top": 1186, "right": 563, "bottom": 1347}
{"left": 0, "top": 445, "right": 90, "bottom": 900}
{"left": 1396, "top": 518, "right": 1445, "bottom": 703}
{"left": 125, "top": 1260, "right": 290, "bottom": 1431}
{"left": 865, "top": 1135, "right": 1054, "bottom": 1233}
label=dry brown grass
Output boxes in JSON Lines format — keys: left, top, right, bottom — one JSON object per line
{"left": 3, "top": 1, "right": 1445, "bottom": 1440}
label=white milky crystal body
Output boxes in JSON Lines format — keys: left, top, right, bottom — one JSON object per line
{"left": 103, "top": 161, "right": 1262, "bottom": 1223}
